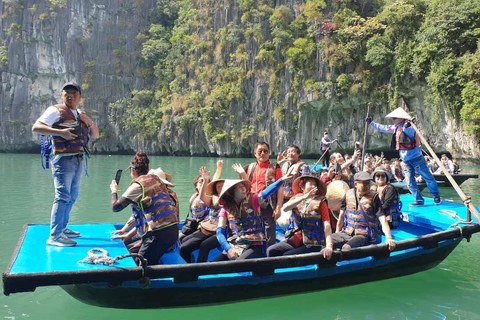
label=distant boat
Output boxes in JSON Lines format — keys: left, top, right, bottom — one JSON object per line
{"left": 3, "top": 195, "right": 479, "bottom": 309}
{"left": 432, "top": 173, "right": 478, "bottom": 187}
{"left": 392, "top": 181, "right": 445, "bottom": 194}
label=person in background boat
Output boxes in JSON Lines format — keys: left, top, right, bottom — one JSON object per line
{"left": 325, "top": 150, "right": 361, "bottom": 187}
{"left": 436, "top": 154, "right": 455, "bottom": 174}
{"left": 180, "top": 161, "right": 224, "bottom": 263}
{"left": 278, "top": 145, "right": 308, "bottom": 202}
{"left": 109, "top": 152, "right": 179, "bottom": 266}
{"left": 371, "top": 167, "right": 402, "bottom": 230}
{"left": 214, "top": 171, "right": 293, "bottom": 261}
{"left": 236, "top": 142, "right": 283, "bottom": 246}
{"left": 111, "top": 167, "right": 177, "bottom": 254}
{"left": 267, "top": 174, "right": 333, "bottom": 258}
{"left": 382, "top": 159, "right": 393, "bottom": 175}
{"left": 452, "top": 159, "right": 461, "bottom": 174}
{"left": 366, "top": 108, "right": 441, "bottom": 206}
{"left": 390, "top": 158, "right": 405, "bottom": 182}
{"left": 320, "top": 131, "right": 336, "bottom": 168}
{"left": 32, "top": 82, "right": 99, "bottom": 247}
{"left": 332, "top": 171, "right": 396, "bottom": 251}
{"left": 180, "top": 166, "right": 212, "bottom": 241}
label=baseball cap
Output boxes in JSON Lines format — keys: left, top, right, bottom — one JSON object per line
{"left": 62, "top": 82, "right": 82, "bottom": 94}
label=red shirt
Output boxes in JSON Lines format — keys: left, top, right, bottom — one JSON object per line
{"left": 248, "top": 161, "right": 282, "bottom": 193}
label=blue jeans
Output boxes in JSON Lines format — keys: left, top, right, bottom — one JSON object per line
{"left": 50, "top": 155, "right": 83, "bottom": 237}
{"left": 403, "top": 155, "right": 440, "bottom": 203}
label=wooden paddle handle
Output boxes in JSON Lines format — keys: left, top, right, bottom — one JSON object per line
{"left": 409, "top": 120, "right": 480, "bottom": 224}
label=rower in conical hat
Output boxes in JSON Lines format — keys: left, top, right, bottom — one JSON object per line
{"left": 366, "top": 106, "right": 440, "bottom": 207}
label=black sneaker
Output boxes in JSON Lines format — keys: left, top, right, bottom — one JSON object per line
{"left": 409, "top": 201, "right": 425, "bottom": 207}
{"left": 434, "top": 196, "right": 441, "bottom": 205}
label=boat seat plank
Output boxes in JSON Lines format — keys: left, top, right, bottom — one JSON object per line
{"left": 8, "top": 224, "right": 137, "bottom": 275}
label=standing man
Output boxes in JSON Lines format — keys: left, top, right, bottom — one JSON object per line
{"left": 366, "top": 107, "right": 440, "bottom": 206}
{"left": 32, "top": 82, "right": 99, "bottom": 246}
{"left": 320, "top": 131, "right": 336, "bottom": 168}
{"left": 233, "top": 142, "right": 283, "bottom": 246}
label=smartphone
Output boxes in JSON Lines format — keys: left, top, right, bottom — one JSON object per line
{"left": 381, "top": 152, "right": 384, "bottom": 157}
{"left": 114, "top": 169, "right": 123, "bottom": 184}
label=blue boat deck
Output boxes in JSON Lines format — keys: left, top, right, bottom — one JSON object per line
{"left": 5, "top": 195, "right": 477, "bottom": 277}
{"left": 9, "top": 224, "right": 137, "bottom": 275}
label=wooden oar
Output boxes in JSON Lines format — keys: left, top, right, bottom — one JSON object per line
{"left": 361, "top": 102, "right": 372, "bottom": 171}
{"left": 313, "top": 148, "right": 330, "bottom": 168}
{"left": 408, "top": 120, "right": 480, "bottom": 224}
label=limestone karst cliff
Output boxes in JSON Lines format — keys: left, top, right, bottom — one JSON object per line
{"left": 1, "top": 0, "right": 479, "bottom": 158}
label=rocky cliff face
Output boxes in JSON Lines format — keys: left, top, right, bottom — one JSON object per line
{"left": 1, "top": 0, "right": 478, "bottom": 159}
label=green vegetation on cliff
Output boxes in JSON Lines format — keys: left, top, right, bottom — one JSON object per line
{"left": 109, "top": 0, "right": 480, "bottom": 140}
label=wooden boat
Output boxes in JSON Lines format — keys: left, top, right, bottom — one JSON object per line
{"left": 3, "top": 194, "right": 479, "bottom": 309}
{"left": 392, "top": 181, "right": 445, "bottom": 194}
{"left": 432, "top": 173, "right": 478, "bottom": 187}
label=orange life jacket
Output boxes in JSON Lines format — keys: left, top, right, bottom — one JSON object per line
{"left": 281, "top": 160, "right": 306, "bottom": 200}
{"left": 50, "top": 104, "right": 90, "bottom": 155}
{"left": 343, "top": 189, "right": 379, "bottom": 242}
{"left": 132, "top": 174, "right": 179, "bottom": 238}
{"left": 225, "top": 194, "right": 266, "bottom": 242}
{"left": 288, "top": 196, "right": 328, "bottom": 246}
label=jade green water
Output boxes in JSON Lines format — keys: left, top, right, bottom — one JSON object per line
{"left": 1, "top": 153, "right": 480, "bottom": 320}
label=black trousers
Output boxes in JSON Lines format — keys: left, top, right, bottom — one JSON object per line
{"left": 261, "top": 204, "right": 276, "bottom": 246}
{"left": 138, "top": 224, "right": 179, "bottom": 266}
{"left": 267, "top": 241, "right": 321, "bottom": 257}
{"left": 213, "top": 245, "right": 263, "bottom": 261}
{"left": 180, "top": 230, "right": 220, "bottom": 263}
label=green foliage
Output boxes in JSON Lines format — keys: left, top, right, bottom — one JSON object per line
{"left": 273, "top": 104, "right": 285, "bottom": 122}
{"left": 0, "top": 44, "right": 8, "bottom": 71}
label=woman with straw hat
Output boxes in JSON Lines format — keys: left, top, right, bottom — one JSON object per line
{"left": 366, "top": 107, "right": 440, "bottom": 206}
{"left": 213, "top": 165, "right": 293, "bottom": 261}
{"left": 180, "top": 178, "right": 225, "bottom": 263}
{"left": 267, "top": 174, "right": 333, "bottom": 259}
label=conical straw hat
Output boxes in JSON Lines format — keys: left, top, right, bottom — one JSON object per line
{"left": 325, "top": 180, "right": 349, "bottom": 211}
{"left": 205, "top": 179, "right": 225, "bottom": 197}
{"left": 148, "top": 167, "right": 174, "bottom": 187}
{"left": 292, "top": 175, "right": 327, "bottom": 196}
{"left": 218, "top": 179, "right": 251, "bottom": 202}
{"left": 385, "top": 107, "right": 412, "bottom": 120}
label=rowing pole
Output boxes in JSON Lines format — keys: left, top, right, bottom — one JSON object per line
{"left": 361, "top": 102, "right": 372, "bottom": 171}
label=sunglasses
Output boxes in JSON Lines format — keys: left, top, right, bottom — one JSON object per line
{"left": 375, "top": 174, "right": 386, "bottom": 178}
{"left": 257, "top": 149, "right": 270, "bottom": 154}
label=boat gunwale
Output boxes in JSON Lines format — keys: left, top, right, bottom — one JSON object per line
{"left": 3, "top": 223, "right": 480, "bottom": 296}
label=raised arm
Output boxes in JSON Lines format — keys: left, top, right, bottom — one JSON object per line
{"left": 232, "top": 163, "right": 248, "bottom": 180}
{"left": 281, "top": 187, "right": 318, "bottom": 211}
{"left": 212, "top": 160, "right": 224, "bottom": 181}
{"left": 198, "top": 167, "right": 212, "bottom": 205}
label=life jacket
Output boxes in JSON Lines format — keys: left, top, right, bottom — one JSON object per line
{"left": 391, "top": 125, "right": 420, "bottom": 151}
{"left": 281, "top": 160, "right": 306, "bottom": 200}
{"left": 288, "top": 196, "right": 328, "bottom": 246}
{"left": 132, "top": 174, "right": 179, "bottom": 238}
{"left": 189, "top": 193, "right": 209, "bottom": 222}
{"left": 41, "top": 104, "right": 90, "bottom": 170}
{"left": 343, "top": 189, "right": 379, "bottom": 242}
{"left": 376, "top": 184, "right": 402, "bottom": 229}
{"left": 225, "top": 194, "right": 266, "bottom": 242}
{"left": 199, "top": 196, "right": 222, "bottom": 231}
{"left": 168, "top": 188, "right": 180, "bottom": 221}
{"left": 246, "top": 161, "right": 278, "bottom": 208}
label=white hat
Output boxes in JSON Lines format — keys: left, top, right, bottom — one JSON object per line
{"left": 148, "top": 167, "right": 174, "bottom": 187}
{"left": 218, "top": 179, "right": 251, "bottom": 203}
{"left": 385, "top": 107, "right": 412, "bottom": 120}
